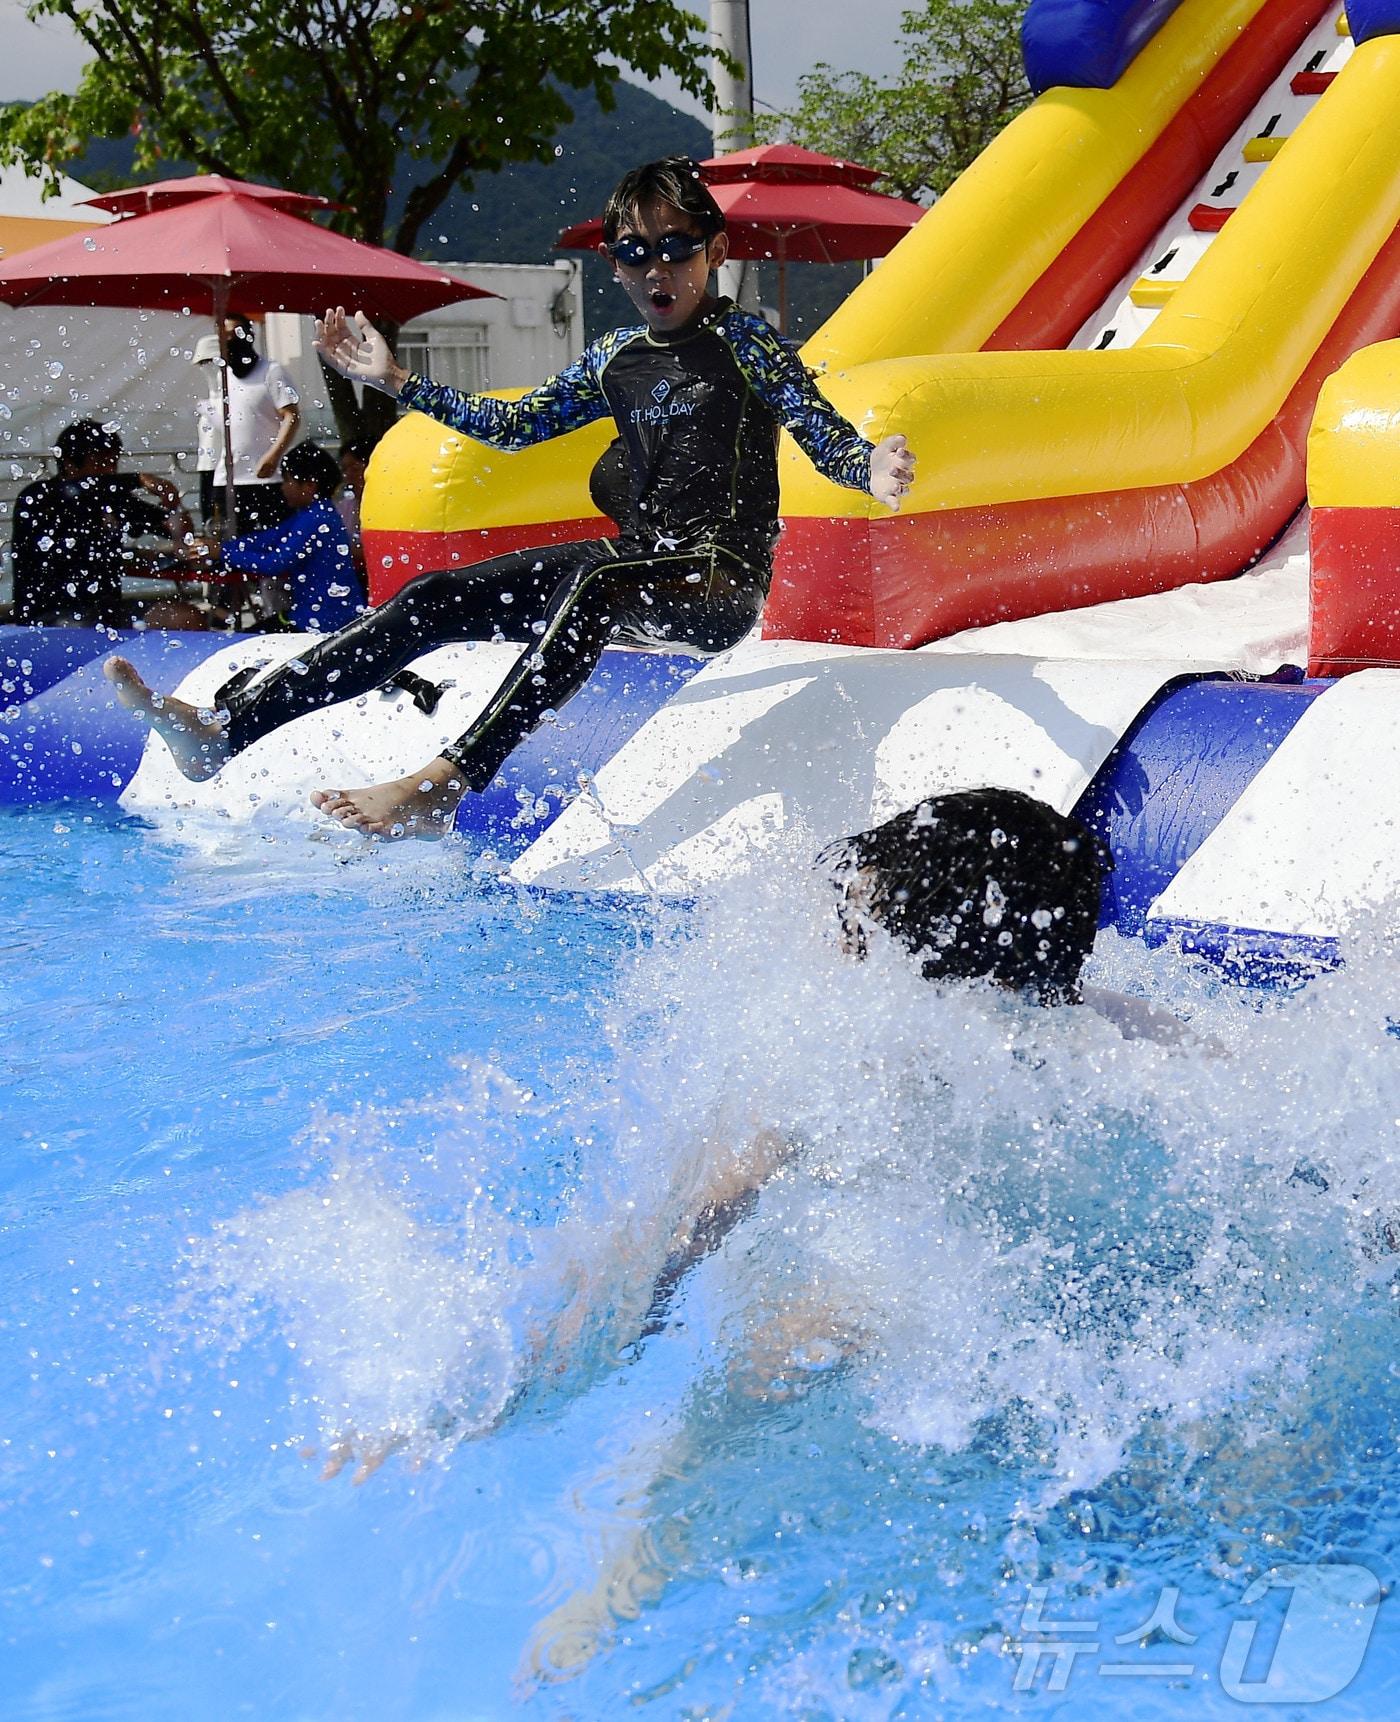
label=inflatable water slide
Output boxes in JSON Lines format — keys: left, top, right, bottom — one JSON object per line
{"left": 8, "top": 0, "right": 1400, "bottom": 976}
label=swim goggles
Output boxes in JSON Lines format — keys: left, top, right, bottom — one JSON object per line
{"left": 608, "top": 231, "right": 711, "bottom": 269}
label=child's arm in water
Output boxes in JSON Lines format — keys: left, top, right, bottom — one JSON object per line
{"left": 543, "top": 1126, "right": 796, "bottom": 1368}
{"left": 1081, "top": 986, "right": 1224, "bottom": 1051}
{"left": 314, "top": 1126, "right": 798, "bottom": 1485}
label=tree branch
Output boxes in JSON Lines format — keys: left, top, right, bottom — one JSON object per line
{"left": 169, "top": 0, "right": 256, "bottom": 139}
{"left": 392, "top": 127, "right": 484, "bottom": 256}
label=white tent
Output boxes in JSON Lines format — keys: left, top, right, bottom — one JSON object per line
{"left": 0, "top": 166, "right": 215, "bottom": 483}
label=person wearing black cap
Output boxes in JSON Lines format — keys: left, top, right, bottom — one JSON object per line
{"left": 9, "top": 419, "right": 203, "bottom": 629}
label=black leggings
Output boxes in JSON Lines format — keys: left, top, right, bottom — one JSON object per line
{"left": 222, "top": 537, "right": 766, "bottom": 792}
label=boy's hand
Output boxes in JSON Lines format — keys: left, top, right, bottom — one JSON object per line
{"left": 869, "top": 434, "right": 916, "bottom": 512}
{"left": 314, "top": 307, "right": 408, "bottom": 397}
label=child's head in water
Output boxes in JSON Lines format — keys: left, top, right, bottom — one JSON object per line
{"left": 818, "top": 788, "right": 1109, "bottom": 1006}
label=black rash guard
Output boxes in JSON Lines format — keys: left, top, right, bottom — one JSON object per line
{"left": 398, "top": 295, "right": 875, "bottom": 568}
{"left": 218, "top": 298, "right": 878, "bottom": 794}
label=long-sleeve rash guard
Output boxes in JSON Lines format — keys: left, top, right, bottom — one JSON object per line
{"left": 222, "top": 498, "right": 366, "bottom": 632}
{"left": 398, "top": 297, "right": 874, "bottom": 570}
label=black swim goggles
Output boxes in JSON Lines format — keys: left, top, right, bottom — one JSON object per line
{"left": 608, "top": 231, "right": 712, "bottom": 270}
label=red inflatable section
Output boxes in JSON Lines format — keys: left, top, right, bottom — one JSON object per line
{"left": 1309, "top": 508, "right": 1400, "bottom": 676}
{"left": 364, "top": 516, "right": 605, "bottom": 603}
{"left": 986, "top": 0, "right": 1331, "bottom": 352}
{"left": 766, "top": 219, "right": 1400, "bottom": 649}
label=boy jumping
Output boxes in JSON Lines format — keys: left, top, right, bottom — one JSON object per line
{"left": 106, "top": 157, "right": 916, "bottom": 838}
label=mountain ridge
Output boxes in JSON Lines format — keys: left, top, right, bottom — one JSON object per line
{"left": 22, "top": 79, "right": 858, "bottom": 338}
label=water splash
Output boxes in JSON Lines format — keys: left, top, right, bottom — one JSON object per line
{"left": 181, "top": 827, "right": 1400, "bottom": 1702}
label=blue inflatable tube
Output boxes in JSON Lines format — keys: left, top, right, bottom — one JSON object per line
{"left": 1347, "top": 0, "right": 1400, "bottom": 44}
{"left": 461, "top": 649, "right": 699, "bottom": 853}
{"left": 1022, "top": 0, "right": 1188, "bottom": 93}
{"left": 0, "top": 628, "right": 235, "bottom": 809}
{"left": 0, "top": 625, "right": 700, "bottom": 858}
{"left": 1071, "top": 671, "right": 1336, "bottom": 984}
{"left": 0, "top": 629, "right": 1355, "bottom": 981}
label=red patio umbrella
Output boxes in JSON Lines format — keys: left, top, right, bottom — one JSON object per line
{"left": 557, "top": 145, "right": 924, "bottom": 331}
{"left": 0, "top": 178, "right": 493, "bottom": 525}
{"left": 83, "top": 173, "right": 344, "bottom": 218}
{"left": 700, "top": 143, "right": 883, "bottom": 189}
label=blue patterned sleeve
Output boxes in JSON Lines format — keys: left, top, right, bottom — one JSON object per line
{"left": 397, "top": 344, "right": 612, "bottom": 450}
{"left": 723, "top": 312, "right": 875, "bottom": 493}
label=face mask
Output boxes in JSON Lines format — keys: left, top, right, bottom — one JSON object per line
{"left": 226, "top": 332, "right": 257, "bottom": 378}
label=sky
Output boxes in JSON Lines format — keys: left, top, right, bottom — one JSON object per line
{"left": 0, "top": 0, "right": 911, "bottom": 116}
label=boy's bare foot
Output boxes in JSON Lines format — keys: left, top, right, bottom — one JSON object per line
{"left": 103, "top": 655, "right": 230, "bottom": 781}
{"left": 311, "top": 757, "right": 466, "bottom": 840}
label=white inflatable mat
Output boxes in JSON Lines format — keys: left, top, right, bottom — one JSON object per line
{"left": 512, "top": 641, "right": 1228, "bottom": 895}
{"left": 118, "top": 635, "right": 521, "bottom": 851}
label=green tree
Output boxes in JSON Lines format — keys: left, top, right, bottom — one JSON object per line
{"left": 1, "top": 0, "right": 714, "bottom": 253}
{"left": 0, "top": 0, "right": 717, "bottom": 434}
{"left": 755, "top": 0, "right": 1031, "bottom": 203}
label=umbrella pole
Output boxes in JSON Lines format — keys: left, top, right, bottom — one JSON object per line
{"left": 214, "top": 284, "right": 237, "bottom": 536}
{"left": 213, "top": 285, "right": 253, "bottom": 625}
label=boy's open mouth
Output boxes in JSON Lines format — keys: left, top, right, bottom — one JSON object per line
{"left": 649, "top": 290, "right": 676, "bottom": 311}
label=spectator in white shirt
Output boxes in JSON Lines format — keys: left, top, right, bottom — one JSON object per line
{"left": 211, "top": 317, "right": 300, "bottom": 532}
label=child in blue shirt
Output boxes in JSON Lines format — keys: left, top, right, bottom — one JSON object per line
{"left": 221, "top": 441, "right": 366, "bottom": 634}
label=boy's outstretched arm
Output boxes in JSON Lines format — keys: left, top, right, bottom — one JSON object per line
{"left": 868, "top": 433, "right": 916, "bottom": 511}
{"left": 315, "top": 305, "right": 611, "bottom": 452}
{"left": 315, "top": 307, "right": 409, "bottom": 396}
{"left": 725, "top": 315, "right": 917, "bottom": 510}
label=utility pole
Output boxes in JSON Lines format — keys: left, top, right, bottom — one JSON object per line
{"left": 710, "top": 0, "right": 759, "bottom": 309}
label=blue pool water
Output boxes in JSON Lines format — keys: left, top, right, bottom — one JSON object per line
{"left": 4, "top": 806, "right": 1400, "bottom": 1719}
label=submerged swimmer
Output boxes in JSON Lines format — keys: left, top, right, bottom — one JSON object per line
{"left": 316, "top": 788, "right": 1183, "bottom": 1484}
{"left": 512, "top": 789, "right": 1204, "bottom": 1684}
{"left": 104, "top": 154, "right": 915, "bottom": 838}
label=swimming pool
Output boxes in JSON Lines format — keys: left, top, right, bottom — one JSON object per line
{"left": 4, "top": 805, "right": 1399, "bottom": 1719}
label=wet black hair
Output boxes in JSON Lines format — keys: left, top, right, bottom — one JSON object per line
{"left": 338, "top": 435, "right": 375, "bottom": 463}
{"left": 280, "top": 440, "right": 340, "bottom": 499}
{"left": 817, "top": 788, "right": 1110, "bottom": 1007}
{"left": 601, "top": 156, "right": 726, "bottom": 244}
{"left": 56, "top": 418, "right": 122, "bottom": 470}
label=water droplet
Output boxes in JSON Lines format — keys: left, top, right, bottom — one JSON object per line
{"left": 82, "top": 236, "right": 97, "bottom": 252}
{"left": 46, "top": 361, "right": 63, "bottom": 379}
